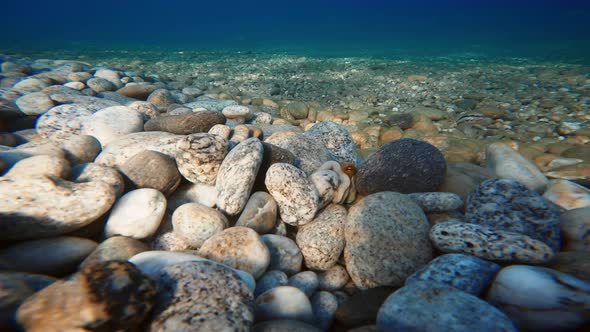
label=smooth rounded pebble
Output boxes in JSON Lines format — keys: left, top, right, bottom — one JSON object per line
{"left": 36, "top": 104, "right": 95, "bottom": 140}
{"left": 172, "top": 203, "right": 228, "bottom": 248}
{"left": 119, "top": 150, "right": 181, "bottom": 196}
{"left": 288, "top": 271, "right": 319, "bottom": 297}
{"left": 167, "top": 182, "right": 217, "bottom": 210}
{"left": 175, "top": 133, "right": 228, "bottom": 185}
{"left": 70, "top": 162, "right": 125, "bottom": 197}
{"left": 265, "top": 163, "right": 320, "bottom": 226}
{"left": 303, "top": 121, "right": 361, "bottom": 166}
{"left": 82, "top": 106, "right": 144, "bottom": 147}
{"left": 80, "top": 236, "right": 148, "bottom": 269}
{"left": 235, "top": 191, "right": 278, "bottom": 234}
{"left": 4, "top": 154, "right": 70, "bottom": 179}
{"left": 407, "top": 192, "right": 464, "bottom": 212}
{"left": 144, "top": 111, "right": 226, "bottom": 134}
{"left": 317, "top": 265, "right": 350, "bottom": 291}
{"left": 430, "top": 221, "right": 555, "bottom": 264}
{"left": 312, "top": 291, "right": 339, "bottom": 331}
{"left": 199, "top": 226, "right": 270, "bottom": 279}
{"left": 377, "top": 281, "right": 518, "bottom": 332}
{"left": 345, "top": 192, "right": 433, "bottom": 289}
{"left": 261, "top": 234, "right": 303, "bottom": 276}
{"left": 559, "top": 207, "right": 590, "bottom": 251}
{"left": 254, "top": 270, "right": 289, "bottom": 297}
{"left": 255, "top": 286, "right": 314, "bottom": 323}
{"left": 104, "top": 188, "right": 167, "bottom": 239}
{"left": 15, "top": 92, "right": 54, "bottom": 115}
{"left": 543, "top": 179, "right": 590, "bottom": 210}
{"left": 59, "top": 134, "right": 101, "bottom": 165}
{"left": 486, "top": 142, "right": 549, "bottom": 192}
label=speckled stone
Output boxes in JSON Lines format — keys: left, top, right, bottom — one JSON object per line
{"left": 172, "top": 203, "right": 228, "bottom": 248}
{"left": 148, "top": 261, "right": 254, "bottom": 332}
{"left": 199, "top": 226, "right": 270, "bottom": 279}
{"left": 144, "top": 111, "right": 226, "bottom": 134}
{"left": 216, "top": 138, "right": 263, "bottom": 216}
{"left": 70, "top": 162, "right": 125, "bottom": 197}
{"left": 288, "top": 271, "right": 319, "bottom": 297}
{"left": 355, "top": 139, "right": 447, "bottom": 195}
{"left": 273, "top": 134, "right": 335, "bottom": 175}
{"left": 407, "top": 192, "right": 464, "bottom": 212}
{"left": 0, "top": 176, "right": 116, "bottom": 241}
{"left": 261, "top": 234, "right": 303, "bottom": 276}
{"left": 486, "top": 142, "right": 549, "bottom": 192}
{"left": 36, "top": 104, "right": 95, "bottom": 140}
{"left": 430, "top": 221, "right": 555, "bottom": 264}
{"left": 466, "top": 179, "right": 561, "bottom": 251}
{"left": 487, "top": 265, "right": 590, "bottom": 331}
{"left": 296, "top": 204, "right": 346, "bottom": 271}
{"left": 17, "top": 261, "right": 157, "bottom": 332}
{"left": 185, "top": 99, "right": 238, "bottom": 112}
{"left": 377, "top": 281, "right": 518, "bottom": 332}
{"left": 312, "top": 291, "right": 339, "bottom": 331}
{"left": 405, "top": 253, "right": 501, "bottom": 295}
{"left": 15, "top": 92, "right": 54, "bottom": 115}
{"left": 119, "top": 150, "right": 181, "bottom": 196}
{"left": 252, "top": 142, "right": 297, "bottom": 192}
{"left": 265, "top": 163, "right": 320, "bottom": 226}
{"left": 235, "top": 192, "right": 278, "bottom": 234}
{"left": 345, "top": 192, "right": 433, "bottom": 289}
{"left": 304, "top": 121, "right": 361, "bottom": 166}
{"left": 175, "top": 133, "right": 228, "bottom": 185}
{"left": 334, "top": 286, "right": 397, "bottom": 328}
{"left": 254, "top": 270, "right": 288, "bottom": 297}
{"left": 309, "top": 169, "right": 340, "bottom": 209}
{"left": 80, "top": 236, "right": 148, "bottom": 269}
{"left": 4, "top": 154, "right": 70, "bottom": 179}
{"left": 317, "top": 265, "right": 350, "bottom": 291}
{"left": 255, "top": 286, "right": 314, "bottom": 323}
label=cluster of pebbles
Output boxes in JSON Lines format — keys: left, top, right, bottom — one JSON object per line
{"left": 0, "top": 54, "right": 589, "bottom": 332}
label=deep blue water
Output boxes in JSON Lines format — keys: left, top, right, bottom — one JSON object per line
{"left": 3, "top": 0, "right": 590, "bottom": 61}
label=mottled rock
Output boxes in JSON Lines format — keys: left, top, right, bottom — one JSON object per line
{"left": 175, "top": 133, "right": 228, "bottom": 185}
{"left": 36, "top": 104, "right": 95, "bottom": 140}
{"left": 466, "top": 179, "right": 561, "bottom": 250}
{"left": 82, "top": 106, "right": 144, "bottom": 147}
{"left": 265, "top": 163, "right": 320, "bottom": 226}
{"left": 486, "top": 142, "right": 549, "bottom": 192}
{"left": 60, "top": 134, "right": 101, "bottom": 165}
{"left": 216, "top": 138, "right": 263, "bottom": 216}
{"left": 94, "top": 68, "right": 123, "bottom": 88}
{"left": 355, "top": 139, "right": 446, "bottom": 195}
{"left": 87, "top": 77, "right": 116, "bottom": 93}
{"left": 274, "top": 134, "right": 335, "bottom": 175}
{"left": 172, "top": 203, "right": 228, "bottom": 248}
{"left": 255, "top": 286, "right": 314, "bottom": 323}
{"left": 487, "top": 265, "right": 590, "bottom": 331}
{"left": 304, "top": 121, "right": 361, "bottom": 165}
{"left": 144, "top": 111, "right": 226, "bottom": 134}
{"left": 430, "top": 221, "right": 555, "bottom": 264}
{"left": 345, "top": 192, "right": 433, "bottom": 289}
{"left": 119, "top": 150, "right": 181, "bottom": 196}
{"left": 222, "top": 105, "right": 252, "bottom": 120}
{"left": 236, "top": 192, "right": 278, "bottom": 234}
{"left": 377, "top": 281, "right": 517, "bottom": 332}
{"left": 127, "top": 100, "right": 159, "bottom": 120}
{"left": 296, "top": 204, "right": 346, "bottom": 271}
{"left": 147, "top": 88, "right": 176, "bottom": 110}
{"left": 407, "top": 192, "right": 463, "bottom": 212}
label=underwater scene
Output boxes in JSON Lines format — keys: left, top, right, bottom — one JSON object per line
{"left": 1, "top": 0, "right": 590, "bottom": 331}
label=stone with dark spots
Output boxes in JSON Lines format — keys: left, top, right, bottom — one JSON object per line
{"left": 144, "top": 111, "right": 226, "bottom": 135}
{"left": 252, "top": 142, "right": 296, "bottom": 193}
{"left": 355, "top": 139, "right": 446, "bottom": 195}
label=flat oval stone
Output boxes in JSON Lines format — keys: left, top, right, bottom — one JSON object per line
{"left": 86, "top": 77, "right": 116, "bottom": 93}
{"left": 265, "top": 163, "right": 319, "bottom": 226}
{"left": 407, "top": 192, "right": 464, "bottom": 212}
{"left": 345, "top": 192, "right": 433, "bottom": 289}
{"left": 405, "top": 253, "right": 501, "bottom": 295}
{"left": 235, "top": 192, "right": 278, "bottom": 234}
{"left": 255, "top": 286, "right": 314, "bottom": 323}
{"left": 82, "top": 106, "right": 144, "bottom": 147}
{"left": 486, "top": 142, "right": 549, "bottom": 192}
{"left": 144, "top": 111, "right": 226, "bottom": 134}
{"left": 15, "top": 92, "right": 54, "bottom": 115}
{"left": 487, "top": 265, "right": 590, "bottom": 331}
{"left": 148, "top": 261, "right": 254, "bottom": 332}
{"left": 199, "top": 226, "right": 270, "bottom": 279}
{"left": 296, "top": 204, "right": 346, "bottom": 271}
{"left": 216, "top": 138, "right": 263, "bottom": 216}
{"left": 117, "top": 83, "right": 157, "bottom": 99}
{"left": 80, "top": 236, "right": 148, "bottom": 269}
{"left": 222, "top": 105, "right": 252, "bottom": 120}
{"left": 466, "top": 178, "right": 561, "bottom": 251}
{"left": 119, "top": 150, "right": 181, "bottom": 196}
{"left": 36, "top": 104, "right": 95, "bottom": 140}
{"left": 0, "top": 176, "right": 116, "bottom": 241}
{"left": 172, "top": 203, "right": 228, "bottom": 248}
{"left": 94, "top": 68, "right": 123, "bottom": 88}
{"left": 175, "top": 133, "right": 228, "bottom": 185}
{"left": 4, "top": 154, "right": 70, "bottom": 179}
{"left": 254, "top": 270, "right": 288, "bottom": 297}
{"left": 377, "top": 281, "right": 518, "bottom": 332}
{"left": 104, "top": 188, "right": 167, "bottom": 240}
{"left": 304, "top": 121, "right": 361, "bottom": 166}
{"left": 355, "top": 139, "right": 447, "bottom": 195}
{"left": 0, "top": 236, "right": 97, "bottom": 276}
{"left": 430, "top": 221, "right": 555, "bottom": 264}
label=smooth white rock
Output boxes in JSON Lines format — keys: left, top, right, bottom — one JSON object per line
{"left": 105, "top": 188, "right": 166, "bottom": 239}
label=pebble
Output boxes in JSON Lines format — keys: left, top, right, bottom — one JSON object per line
{"left": 405, "top": 253, "right": 501, "bottom": 295}
{"left": 487, "top": 265, "right": 590, "bottom": 331}
{"left": 0, "top": 236, "right": 97, "bottom": 276}
{"left": 64, "top": 81, "right": 85, "bottom": 90}
{"left": 317, "top": 265, "right": 350, "bottom": 291}
{"left": 80, "top": 236, "right": 148, "bottom": 268}
{"left": 0, "top": 176, "right": 116, "bottom": 241}
{"left": 94, "top": 68, "right": 123, "bottom": 88}
{"left": 274, "top": 134, "right": 335, "bottom": 175}
{"left": 81, "top": 106, "right": 144, "bottom": 147}
{"left": 345, "top": 192, "right": 433, "bottom": 289}
{"left": 304, "top": 121, "right": 361, "bottom": 166}
{"left": 185, "top": 99, "right": 238, "bottom": 112}
{"left": 117, "top": 83, "right": 157, "bottom": 99}
{"left": 296, "top": 204, "right": 346, "bottom": 271}
{"left": 59, "top": 134, "right": 102, "bottom": 165}
{"left": 546, "top": 251, "right": 590, "bottom": 282}
{"left": 252, "top": 320, "right": 322, "bottom": 332}
{"left": 17, "top": 261, "right": 157, "bottom": 332}
{"left": 252, "top": 142, "right": 297, "bottom": 192}
{"left": 560, "top": 207, "right": 590, "bottom": 251}
{"left": 167, "top": 182, "right": 217, "bottom": 210}
{"left": 175, "top": 133, "right": 228, "bottom": 185}
{"left": 208, "top": 123, "right": 231, "bottom": 139}
{"left": 119, "top": 150, "right": 181, "bottom": 196}
{"left": 486, "top": 142, "right": 549, "bottom": 192}
{"left": 235, "top": 191, "right": 278, "bottom": 234}
{"left": 311, "top": 291, "right": 339, "bottom": 330}
{"left": 407, "top": 192, "right": 464, "bottom": 212}
{"left": 265, "top": 163, "right": 320, "bottom": 226}
{"left": 70, "top": 162, "right": 125, "bottom": 197}
{"left": 15, "top": 92, "right": 54, "bottom": 115}
{"left": 466, "top": 179, "right": 561, "bottom": 250}
{"left": 216, "top": 138, "right": 263, "bottom": 216}
{"left": 377, "top": 281, "right": 518, "bottom": 332}
{"left": 36, "top": 104, "right": 95, "bottom": 140}
{"left": 86, "top": 77, "right": 116, "bottom": 93}
{"left": 255, "top": 286, "right": 314, "bottom": 323}
{"left": 543, "top": 179, "right": 590, "bottom": 210}
{"left": 355, "top": 138, "right": 447, "bottom": 195}
{"left": 147, "top": 88, "right": 176, "bottom": 110}
{"left": 260, "top": 234, "right": 303, "bottom": 276}
{"left": 144, "top": 111, "right": 226, "bottom": 134}
{"left": 334, "top": 286, "right": 397, "bottom": 328}
{"left": 309, "top": 169, "right": 340, "bottom": 209}
{"left": 104, "top": 188, "right": 167, "bottom": 239}
{"left": 254, "top": 270, "right": 289, "bottom": 297}
{"left": 127, "top": 100, "right": 159, "bottom": 120}
{"left": 288, "top": 271, "right": 319, "bottom": 297}
{"left": 4, "top": 154, "right": 70, "bottom": 179}
{"left": 199, "top": 226, "right": 270, "bottom": 279}
{"left": 222, "top": 105, "right": 253, "bottom": 120}
{"left": 0, "top": 141, "right": 65, "bottom": 169}
{"left": 13, "top": 78, "right": 47, "bottom": 92}
{"left": 172, "top": 202, "right": 228, "bottom": 248}
{"left": 430, "top": 221, "right": 555, "bottom": 264}
{"left": 148, "top": 261, "right": 254, "bottom": 332}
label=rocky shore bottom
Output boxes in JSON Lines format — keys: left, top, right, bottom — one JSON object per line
{"left": 0, "top": 51, "right": 589, "bottom": 331}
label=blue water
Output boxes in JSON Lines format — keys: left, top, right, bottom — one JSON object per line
{"left": 2, "top": 0, "right": 590, "bottom": 61}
